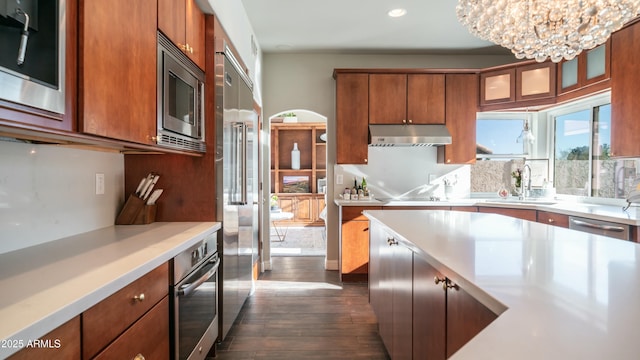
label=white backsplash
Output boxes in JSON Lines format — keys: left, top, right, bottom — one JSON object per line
{"left": 0, "top": 140, "right": 124, "bottom": 254}
{"left": 333, "top": 146, "right": 470, "bottom": 200}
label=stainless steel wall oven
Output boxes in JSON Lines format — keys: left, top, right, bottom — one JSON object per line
{"left": 171, "top": 232, "right": 219, "bottom": 360}
{"left": 0, "top": 0, "right": 66, "bottom": 114}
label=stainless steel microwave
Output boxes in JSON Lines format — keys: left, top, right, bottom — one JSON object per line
{"left": 157, "top": 32, "right": 205, "bottom": 153}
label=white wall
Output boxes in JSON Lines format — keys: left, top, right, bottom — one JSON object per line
{"left": 335, "top": 147, "right": 470, "bottom": 201}
{"left": 0, "top": 141, "right": 124, "bottom": 254}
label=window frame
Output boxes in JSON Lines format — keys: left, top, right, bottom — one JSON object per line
{"left": 546, "top": 92, "right": 621, "bottom": 202}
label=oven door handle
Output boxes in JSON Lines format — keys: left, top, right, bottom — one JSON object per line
{"left": 177, "top": 257, "right": 220, "bottom": 297}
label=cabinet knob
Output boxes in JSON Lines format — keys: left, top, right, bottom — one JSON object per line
{"left": 133, "top": 354, "right": 145, "bottom": 360}
{"left": 133, "top": 293, "right": 145, "bottom": 302}
{"left": 408, "top": 119, "right": 413, "bottom": 124}
{"left": 402, "top": 119, "right": 407, "bottom": 123}
{"left": 434, "top": 276, "right": 446, "bottom": 285}
{"left": 548, "top": 218, "right": 555, "bottom": 223}
{"left": 364, "top": 158, "right": 368, "bottom": 163}
{"left": 179, "top": 43, "right": 187, "bottom": 52}
{"left": 186, "top": 44, "right": 194, "bottom": 54}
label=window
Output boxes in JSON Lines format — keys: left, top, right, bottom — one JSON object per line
{"left": 476, "top": 115, "right": 527, "bottom": 157}
{"left": 553, "top": 100, "right": 637, "bottom": 199}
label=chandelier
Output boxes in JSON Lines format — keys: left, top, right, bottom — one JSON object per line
{"left": 456, "top": 0, "right": 640, "bottom": 62}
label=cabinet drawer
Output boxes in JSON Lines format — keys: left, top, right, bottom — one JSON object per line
{"left": 93, "top": 296, "right": 170, "bottom": 360}
{"left": 342, "top": 206, "right": 382, "bottom": 221}
{"left": 83, "top": 262, "right": 169, "bottom": 359}
{"left": 8, "top": 316, "right": 80, "bottom": 360}
{"left": 537, "top": 211, "right": 569, "bottom": 228}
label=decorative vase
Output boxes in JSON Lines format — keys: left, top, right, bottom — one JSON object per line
{"left": 291, "top": 142, "right": 300, "bottom": 170}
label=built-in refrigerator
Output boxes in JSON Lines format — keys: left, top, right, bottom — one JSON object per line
{"left": 215, "top": 45, "right": 258, "bottom": 341}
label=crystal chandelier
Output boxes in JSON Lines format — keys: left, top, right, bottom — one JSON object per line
{"left": 456, "top": 0, "right": 640, "bottom": 62}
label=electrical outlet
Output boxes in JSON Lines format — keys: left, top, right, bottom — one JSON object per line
{"left": 95, "top": 173, "right": 105, "bottom": 195}
{"left": 336, "top": 174, "right": 343, "bottom": 185}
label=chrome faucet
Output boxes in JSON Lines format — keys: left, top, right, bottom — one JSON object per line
{"left": 520, "top": 164, "right": 532, "bottom": 200}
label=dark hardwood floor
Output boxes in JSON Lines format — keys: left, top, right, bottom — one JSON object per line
{"left": 214, "top": 256, "right": 390, "bottom": 359}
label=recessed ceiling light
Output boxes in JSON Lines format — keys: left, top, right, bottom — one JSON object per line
{"left": 388, "top": 8, "right": 407, "bottom": 18}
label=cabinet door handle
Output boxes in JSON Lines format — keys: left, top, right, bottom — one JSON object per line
{"left": 387, "top": 237, "right": 398, "bottom": 246}
{"left": 445, "top": 280, "right": 458, "bottom": 290}
{"left": 133, "top": 293, "right": 145, "bottom": 302}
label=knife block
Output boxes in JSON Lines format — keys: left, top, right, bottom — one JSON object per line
{"left": 115, "top": 194, "right": 157, "bottom": 225}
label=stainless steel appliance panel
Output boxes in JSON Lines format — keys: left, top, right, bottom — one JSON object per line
{"left": 172, "top": 232, "right": 219, "bottom": 360}
{"left": 215, "top": 47, "right": 255, "bottom": 341}
{"left": 156, "top": 32, "right": 205, "bottom": 152}
{"left": 569, "top": 216, "right": 631, "bottom": 241}
{"left": 0, "top": 0, "right": 65, "bottom": 114}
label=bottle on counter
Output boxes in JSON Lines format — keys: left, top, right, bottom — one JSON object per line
{"left": 361, "top": 177, "right": 367, "bottom": 191}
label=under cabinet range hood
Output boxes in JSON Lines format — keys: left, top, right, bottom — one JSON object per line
{"left": 369, "top": 124, "right": 452, "bottom": 147}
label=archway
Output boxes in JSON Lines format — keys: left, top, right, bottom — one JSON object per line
{"left": 261, "top": 109, "right": 328, "bottom": 271}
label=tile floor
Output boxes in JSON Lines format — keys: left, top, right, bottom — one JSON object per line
{"left": 213, "top": 256, "right": 389, "bottom": 359}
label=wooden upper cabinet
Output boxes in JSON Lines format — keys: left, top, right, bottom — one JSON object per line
{"left": 335, "top": 72, "right": 369, "bottom": 164}
{"left": 480, "top": 62, "right": 556, "bottom": 108}
{"left": 159, "top": 0, "right": 205, "bottom": 69}
{"left": 557, "top": 42, "right": 610, "bottom": 98}
{"left": 79, "top": 0, "right": 157, "bottom": 145}
{"left": 369, "top": 74, "right": 407, "bottom": 124}
{"left": 516, "top": 62, "right": 556, "bottom": 101}
{"left": 438, "top": 74, "right": 478, "bottom": 165}
{"left": 408, "top": 74, "right": 446, "bottom": 124}
{"left": 480, "top": 68, "right": 515, "bottom": 106}
{"left": 610, "top": 21, "right": 640, "bottom": 158}
{"left": 369, "top": 74, "right": 445, "bottom": 124}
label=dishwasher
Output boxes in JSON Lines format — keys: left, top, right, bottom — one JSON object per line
{"left": 568, "top": 216, "right": 631, "bottom": 241}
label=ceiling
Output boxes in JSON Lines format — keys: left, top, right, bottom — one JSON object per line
{"left": 239, "top": 0, "right": 512, "bottom": 55}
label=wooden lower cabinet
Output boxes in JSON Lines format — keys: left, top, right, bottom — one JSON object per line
{"left": 537, "top": 210, "right": 569, "bottom": 228}
{"left": 370, "top": 221, "right": 498, "bottom": 359}
{"left": 413, "top": 256, "right": 446, "bottom": 359}
{"left": 82, "top": 263, "right": 169, "bottom": 359}
{"left": 446, "top": 285, "right": 498, "bottom": 358}
{"left": 7, "top": 317, "right": 81, "bottom": 360}
{"left": 276, "top": 194, "right": 325, "bottom": 225}
{"left": 450, "top": 206, "right": 478, "bottom": 212}
{"left": 93, "top": 296, "right": 170, "bottom": 360}
{"left": 340, "top": 206, "right": 382, "bottom": 282}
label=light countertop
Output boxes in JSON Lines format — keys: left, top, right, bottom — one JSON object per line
{"left": 0, "top": 221, "right": 220, "bottom": 358}
{"left": 335, "top": 198, "right": 640, "bottom": 225}
{"left": 364, "top": 210, "right": 640, "bottom": 359}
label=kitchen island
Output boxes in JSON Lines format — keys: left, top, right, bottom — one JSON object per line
{"left": 364, "top": 209, "right": 640, "bottom": 359}
{"left": 0, "top": 221, "right": 220, "bottom": 359}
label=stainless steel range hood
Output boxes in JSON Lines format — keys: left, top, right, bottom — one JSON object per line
{"left": 369, "top": 124, "right": 452, "bottom": 147}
